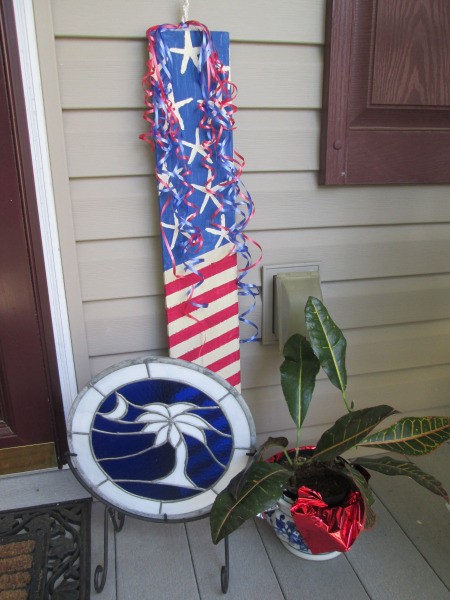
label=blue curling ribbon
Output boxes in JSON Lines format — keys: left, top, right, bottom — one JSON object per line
{"left": 142, "top": 21, "right": 261, "bottom": 341}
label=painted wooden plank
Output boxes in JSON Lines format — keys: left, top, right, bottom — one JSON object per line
{"left": 366, "top": 445, "right": 450, "bottom": 589}
{"left": 115, "top": 518, "right": 200, "bottom": 599}
{"left": 255, "top": 518, "right": 370, "bottom": 600}
{"left": 51, "top": 0, "right": 326, "bottom": 44}
{"left": 76, "top": 224, "right": 450, "bottom": 300}
{"left": 62, "top": 109, "right": 320, "bottom": 177}
{"left": 71, "top": 174, "right": 450, "bottom": 242}
{"left": 186, "top": 517, "right": 285, "bottom": 599}
{"left": 55, "top": 39, "right": 322, "bottom": 110}
{"left": 345, "top": 500, "right": 450, "bottom": 599}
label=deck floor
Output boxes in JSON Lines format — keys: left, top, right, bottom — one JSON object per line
{"left": 90, "top": 444, "right": 450, "bottom": 600}
{"left": 0, "top": 445, "right": 449, "bottom": 599}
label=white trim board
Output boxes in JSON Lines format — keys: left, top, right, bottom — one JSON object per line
{"left": 12, "top": 0, "right": 78, "bottom": 417}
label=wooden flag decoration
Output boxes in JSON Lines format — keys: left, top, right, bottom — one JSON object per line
{"left": 142, "top": 23, "right": 259, "bottom": 391}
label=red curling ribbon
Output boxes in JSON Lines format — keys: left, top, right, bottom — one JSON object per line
{"left": 290, "top": 486, "right": 365, "bottom": 554}
{"left": 141, "top": 20, "right": 262, "bottom": 341}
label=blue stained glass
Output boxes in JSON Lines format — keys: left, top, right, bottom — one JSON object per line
{"left": 91, "top": 379, "right": 233, "bottom": 502}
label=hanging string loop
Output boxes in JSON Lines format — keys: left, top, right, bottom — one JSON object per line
{"left": 181, "top": 0, "right": 190, "bottom": 23}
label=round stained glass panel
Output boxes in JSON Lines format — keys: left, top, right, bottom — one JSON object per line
{"left": 68, "top": 357, "right": 255, "bottom": 521}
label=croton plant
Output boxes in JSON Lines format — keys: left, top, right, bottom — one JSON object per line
{"left": 210, "top": 297, "right": 450, "bottom": 545}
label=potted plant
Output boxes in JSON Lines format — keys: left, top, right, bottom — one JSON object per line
{"left": 210, "top": 297, "right": 450, "bottom": 558}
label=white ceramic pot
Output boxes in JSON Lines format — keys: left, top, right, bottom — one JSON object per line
{"left": 263, "top": 496, "right": 341, "bottom": 561}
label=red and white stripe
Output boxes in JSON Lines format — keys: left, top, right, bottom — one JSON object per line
{"left": 164, "top": 244, "right": 241, "bottom": 390}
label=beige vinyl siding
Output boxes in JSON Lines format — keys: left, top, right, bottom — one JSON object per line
{"left": 42, "top": 0, "right": 450, "bottom": 444}
{"left": 50, "top": 0, "right": 326, "bottom": 44}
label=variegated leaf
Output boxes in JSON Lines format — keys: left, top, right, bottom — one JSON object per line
{"left": 312, "top": 405, "right": 397, "bottom": 461}
{"left": 360, "top": 416, "right": 450, "bottom": 455}
{"left": 210, "top": 462, "right": 291, "bottom": 544}
{"left": 228, "top": 437, "right": 288, "bottom": 499}
{"left": 341, "top": 462, "right": 377, "bottom": 528}
{"left": 305, "top": 297, "right": 347, "bottom": 394}
{"left": 280, "top": 334, "right": 320, "bottom": 431}
{"left": 356, "top": 455, "right": 449, "bottom": 502}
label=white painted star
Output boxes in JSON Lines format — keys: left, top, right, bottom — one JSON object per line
{"left": 157, "top": 164, "right": 184, "bottom": 191}
{"left": 182, "top": 128, "right": 212, "bottom": 165}
{"left": 161, "top": 212, "right": 181, "bottom": 249}
{"left": 206, "top": 214, "right": 230, "bottom": 248}
{"left": 166, "top": 87, "right": 192, "bottom": 131}
{"left": 170, "top": 30, "right": 201, "bottom": 75}
{"left": 192, "top": 181, "right": 224, "bottom": 214}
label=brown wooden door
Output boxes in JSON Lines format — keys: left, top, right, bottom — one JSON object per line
{"left": 0, "top": 0, "right": 67, "bottom": 473}
{"left": 320, "top": 0, "right": 450, "bottom": 184}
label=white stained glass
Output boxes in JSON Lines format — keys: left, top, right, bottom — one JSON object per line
{"left": 70, "top": 433, "right": 108, "bottom": 487}
{"left": 218, "top": 394, "right": 253, "bottom": 447}
{"left": 160, "top": 490, "right": 217, "bottom": 517}
{"left": 70, "top": 387, "right": 104, "bottom": 433}
{"left": 93, "top": 363, "right": 149, "bottom": 396}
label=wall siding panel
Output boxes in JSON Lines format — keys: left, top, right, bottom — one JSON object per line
{"left": 40, "top": 0, "right": 450, "bottom": 436}
{"left": 56, "top": 40, "right": 323, "bottom": 110}
{"left": 72, "top": 174, "right": 450, "bottom": 242}
{"left": 77, "top": 225, "right": 450, "bottom": 300}
{"left": 245, "top": 365, "right": 450, "bottom": 435}
{"left": 51, "top": 0, "right": 325, "bottom": 44}
{"left": 63, "top": 109, "right": 320, "bottom": 177}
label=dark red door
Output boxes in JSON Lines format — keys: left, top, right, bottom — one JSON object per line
{"left": 0, "top": 0, "right": 66, "bottom": 473}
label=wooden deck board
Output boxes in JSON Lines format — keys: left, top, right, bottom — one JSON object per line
{"left": 1, "top": 446, "right": 449, "bottom": 599}
{"left": 114, "top": 518, "right": 200, "bottom": 600}
{"left": 345, "top": 497, "right": 450, "bottom": 600}
{"left": 365, "top": 444, "right": 450, "bottom": 590}
{"left": 255, "top": 518, "right": 371, "bottom": 600}
{"left": 186, "top": 518, "right": 285, "bottom": 599}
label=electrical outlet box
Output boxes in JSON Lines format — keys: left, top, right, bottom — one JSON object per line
{"left": 261, "top": 264, "right": 321, "bottom": 345}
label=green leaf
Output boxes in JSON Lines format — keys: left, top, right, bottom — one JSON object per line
{"left": 356, "top": 456, "right": 449, "bottom": 502}
{"left": 210, "top": 462, "right": 291, "bottom": 544}
{"left": 228, "top": 437, "right": 288, "bottom": 499}
{"left": 312, "top": 405, "right": 397, "bottom": 461}
{"left": 360, "top": 416, "right": 450, "bottom": 456}
{"left": 341, "top": 462, "right": 377, "bottom": 528}
{"left": 305, "top": 297, "right": 347, "bottom": 394}
{"left": 255, "top": 436, "right": 289, "bottom": 459}
{"left": 280, "top": 334, "right": 320, "bottom": 430}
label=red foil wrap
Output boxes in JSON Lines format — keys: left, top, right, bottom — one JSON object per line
{"left": 290, "top": 486, "right": 365, "bottom": 554}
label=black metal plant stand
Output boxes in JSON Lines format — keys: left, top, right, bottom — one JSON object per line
{"left": 94, "top": 505, "right": 125, "bottom": 593}
{"left": 91, "top": 500, "right": 230, "bottom": 594}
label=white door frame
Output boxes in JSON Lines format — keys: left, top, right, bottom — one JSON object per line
{"left": 12, "top": 0, "right": 78, "bottom": 417}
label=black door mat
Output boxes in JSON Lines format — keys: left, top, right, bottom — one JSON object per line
{"left": 0, "top": 500, "right": 91, "bottom": 600}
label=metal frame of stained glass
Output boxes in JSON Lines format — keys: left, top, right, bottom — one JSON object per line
{"left": 68, "top": 357, "right": 256, "bottom": 522}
